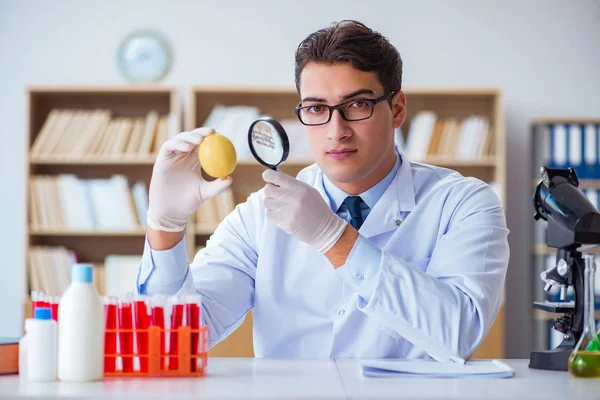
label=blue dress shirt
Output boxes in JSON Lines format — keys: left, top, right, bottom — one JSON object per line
{"left": 323, "top": 149, "right": 401, "bottom": 223}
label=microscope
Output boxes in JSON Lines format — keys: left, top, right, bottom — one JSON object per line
{"left": 530, "top": 166, "right": 600, "bottom": 371}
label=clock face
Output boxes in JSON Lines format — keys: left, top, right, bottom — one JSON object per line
{"left": 118, "top": 31, "right": 171, "bottom": 82}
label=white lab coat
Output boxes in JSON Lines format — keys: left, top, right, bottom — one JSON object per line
{"left": 142, "top": 152, "right": 510, "bottom": 360}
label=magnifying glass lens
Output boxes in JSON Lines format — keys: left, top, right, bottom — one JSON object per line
{"left": 248, "top": 118, "right": 290, "bottom": 169}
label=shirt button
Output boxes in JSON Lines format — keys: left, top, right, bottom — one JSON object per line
{"left": 338, "top": 310, "right": 345, "bottom": 316}
{"left": 395, "top": 219, "right": 401, "bottom": 226}
{"left": 356, "top": 273, "right": 364, "bottom": 282}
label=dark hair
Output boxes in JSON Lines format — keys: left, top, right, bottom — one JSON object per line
{"left": 294, "top": 20, "right": 403, "bottom": 95}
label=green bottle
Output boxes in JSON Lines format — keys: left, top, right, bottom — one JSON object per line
{"left": 568, "top": 255, "right": 600, "bottom": 378}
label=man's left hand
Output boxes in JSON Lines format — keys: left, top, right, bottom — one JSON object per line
{"left": 262, "top": 169, "right": 348, "bottom": 253}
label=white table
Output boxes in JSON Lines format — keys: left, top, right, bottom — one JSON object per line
{"left": 1, "top": 358, "right": 599, "bottom": 399}
{"left": 335, "top": 359, "right": 600, "bottom": 399}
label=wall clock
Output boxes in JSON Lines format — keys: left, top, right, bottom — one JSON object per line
{"left": 117, "top": 31, "right": 172, "bottom": 82}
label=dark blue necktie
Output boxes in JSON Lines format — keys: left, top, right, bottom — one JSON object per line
{"left": 342, "top": 196, "right": 365, "bottom": 230}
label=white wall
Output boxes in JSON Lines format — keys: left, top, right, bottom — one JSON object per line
{"left": 1, "top": 0, "right": 599, "bottom": 357}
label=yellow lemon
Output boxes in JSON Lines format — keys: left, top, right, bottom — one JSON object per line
{"left": 198, "top": 133, "right": 237, "bottom": 179}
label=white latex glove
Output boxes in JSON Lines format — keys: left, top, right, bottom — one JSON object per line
{"left": 262, "top": 169, "right": 348, "bottom": 253}
{"left": 147, "top": 127, "right": 233, "bottom": 232}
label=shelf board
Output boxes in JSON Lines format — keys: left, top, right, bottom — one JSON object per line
{"left": 403, "top": 87, "right": 501, "bottom": 96}
{"left": 28, "top": 84, "right": 178, "bottom": 94}
{"left": 412, "top": 156, "right": 497, "bottom": 167}
{"left": 191, "top": 85, "right": 296, "bottom": 95}
{"left": 194, "top": 223, "right": 218, "bottom": 235}
{"left": 533, "top": 308, "right": 600, "bottom": 320}
{"left": 30, "top": 156, "right": 157, "bottom": 165}
{"left": 190, "top": 86, "right": 502, "bottom": 97}
{"left": 534, "top": 243, "right": 600, "bottom": 255}
{"left": 578, "top": 179, "right": 600, "bottom": 189}
{"left": 533, "top": 117, "right": 600, "bottom": 125}
{"left": 30, "top": 229, "right": 146, "bottom": 237}
{"left": 534, "top": 244, "right": 556, "bottom": 255}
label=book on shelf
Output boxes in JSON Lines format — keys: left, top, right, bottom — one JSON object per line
{"left": 533, "top": 122, "right": 600, "bottom": 179}
{"left": 405, "top": 112, "right": 493, "bottom": 161}
{"left": 195, "top": 187, "right": 236, "bottom": 226}
{"left": 28, "top": 246, "right": 76, "bottom": 296}
{"left": 0, "top": 338, "right": 19, "bottom": 375}
{"left": 27, "top": 245, "right": 141, "bottom": 297}
{"left": 104, "top": 255, "right": 141, "bottom": 296}
{"left": 30, "top": 109, "right": 177, "bottom": 159}
{"left": 29, "top": 174, "right": 148, "bottom": 232}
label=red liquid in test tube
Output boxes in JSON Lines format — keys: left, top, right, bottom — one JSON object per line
{"left": 133, "top": 296, "right": 150, "bottom": 373}
{"left": 185, "top": 295, "right": 201, "bottom": 372}
{"left": 51, "top": 296, "right": 59, "bottom": 321}
{"left": 169, "top": 297, "right": 184, "bottom": 370}
{"left": 151, "top": 296, "right": 166, "bottom": 370}
{"left": 118, "top": 297, "right": 134, "bottom": 373}
{"left": 104, "top": 296, "right": 118, "bottom": 373}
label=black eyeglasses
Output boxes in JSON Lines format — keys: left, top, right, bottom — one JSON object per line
{"left": 294, "top": 91, "right": 396, "bottom": 126}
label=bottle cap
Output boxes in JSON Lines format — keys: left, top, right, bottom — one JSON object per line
{"left": 72, "top": 263, "right": 93, "bottom": 283}
{"left": 34, "top": 307, "right": 52, "bottom": 320}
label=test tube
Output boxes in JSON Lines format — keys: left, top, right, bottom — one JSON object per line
{"left": 185, "top": 294, "right": 201, "bottom": 372}
{"left": 151, "top": 295, "right": 166, "bottom": 370}
{"left": 31, "top": 291, "right": 39, "bottom": 317}
{"left": 118, "top": 296, "right": 134, "bottom": 373}
{"left": 133, "top": 295, "right": 150, "bottom": 373}
{"left": 51, "top": 296, "right": 59, "bottom": 321}
{"left": 104, "top": 296, "right": 118, "bottom": 373}
{"left": 39, "top": 292, "right": 49, "bottom": 310}
{"left": 169, "top": 296, "right": 184, "bottom": 370}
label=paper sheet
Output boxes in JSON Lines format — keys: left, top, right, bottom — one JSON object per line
{"left": 361, "top": 359, "right": 515, "bottom": 379}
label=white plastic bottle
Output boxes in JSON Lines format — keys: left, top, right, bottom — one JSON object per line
{"left": 58, "top": 263, "right": 105, "bottom": 382}
{"left": 19, "top": 319, "right": 32, "bottom": 380}
{"left": 27, "top": 307, "right": 57, "bottom": 381}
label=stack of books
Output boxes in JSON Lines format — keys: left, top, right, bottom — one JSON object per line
{"left": 28, "top": 245, "right": 140, "bottom": 297}
{"left": 29, "top": 175, "right": 148, "bottom": 232}
{"left": 405, "top": 112, "right": 494, "bottom": 160}
{"left": 30, "top": 109, "right": 179, "bottom": 159}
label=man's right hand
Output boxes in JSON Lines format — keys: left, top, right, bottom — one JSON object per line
{"left": 146, "top": 127, "right": 233, "bottom": 246}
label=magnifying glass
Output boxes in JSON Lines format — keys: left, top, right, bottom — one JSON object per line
{"left": 248, "top": 117, "right": 290, "bottom": 170}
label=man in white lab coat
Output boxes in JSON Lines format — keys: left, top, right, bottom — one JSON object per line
{"left": 138, "top": 20, "right": 510, "bottom": 361}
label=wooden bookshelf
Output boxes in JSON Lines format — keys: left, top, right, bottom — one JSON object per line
{"left": 534, "top": 243, "right": 600, "bottom": 255}
{"left": 533, "top": 308, "right": 600, "bottom": 321}
{"left": 533, "top": 117, "right": 600, "bottom": 125}
{"left": 188, "top": 86, "right": 507, "bottom": 359}
{"left": 25, "top": 85, "right": 183, "bottom": 302}
{"left": 23, "top": 85, "right": 506, "bottom": 358}
{"left": 30, "top": 156, "right": 157, "bottom": 165}
{"left": 194, "top": 223, "right": 219, "bottom": 235}
{"left": 29, "top": 229, "right": 148, "bottom": 237}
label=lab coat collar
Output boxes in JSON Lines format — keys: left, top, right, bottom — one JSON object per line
{"left": 314, "top": 147, "right": 416, "bottom": 239}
